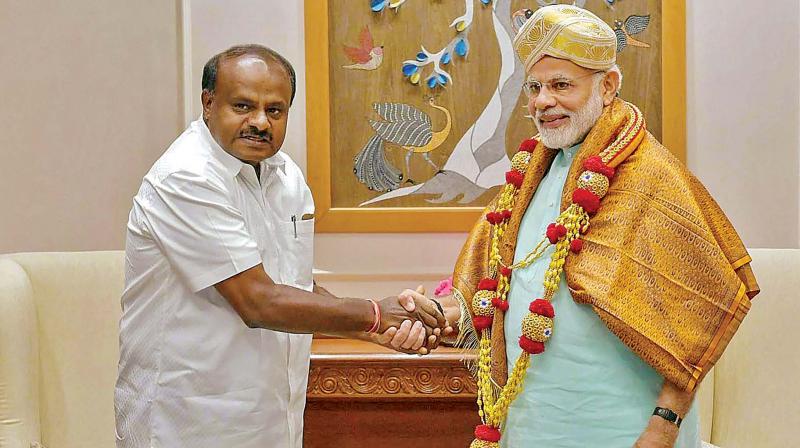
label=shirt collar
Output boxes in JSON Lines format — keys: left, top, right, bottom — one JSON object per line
{"left": 262, "top": 151, "right": 286, "bottom": 173}
{"left": 193, "top": 116, "right": 287, "bottom": 178}
{"left": 193, "top": 116, "right": 245, "bottom": 177}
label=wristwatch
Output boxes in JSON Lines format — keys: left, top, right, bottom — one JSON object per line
{"left": 652, "top": 407, "right": 683, "bottom": 427}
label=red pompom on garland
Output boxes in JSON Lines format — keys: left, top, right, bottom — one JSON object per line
{"left": 475, "top": 425, "right": 500, "bottom": 442}
{"left": 583, "top": 156, "right": 615, "bottom": 178}
{"left": 500, "top": 266, "right": 513, "bottom": 277}
{"left": 478, "top": 278, "right": 499, "bottom": 291}
{"left": 572, "top": 188, "right": 601, "bottom": 214}
{"left": 519, "top": 336, "right": 546, "bottom": 354}
{"left": 518, "top": 138, "right": 538, "bottom": 153}
{"left": 546, "top": 223, "right": 567, "bottom": 244}
{"left": 491, "top": 297, "right": 509, "bottom": 311}
{"left": 474, "top": 425, "right": 502, "bottom": 442}
{"left": 529, "top": 299, "right": 555, "bottom": 318}
{"left": 570, "top": 239, "right": 584, "bottom": 253}
{"left": 546, "top": 227, "right": 558, "bottom": 244}
{"left": 473, "top": 316, "right": 493, "bottom": 331}
{"left": 505, "top": 170, "right": 525, "bottom": 188}
{"left": 501, "top": 209, "right": 512, "bottom": 220}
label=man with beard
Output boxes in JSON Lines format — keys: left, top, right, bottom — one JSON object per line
{"left": 114, "top": 45, "right": 446, "bottom": 448}
{"left": 391, "top": 5, "right": 759, "bottom": 448}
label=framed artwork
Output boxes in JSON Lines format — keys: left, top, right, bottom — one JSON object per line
{"left": 305, "top": 0, "right": 685, "bottom": 232}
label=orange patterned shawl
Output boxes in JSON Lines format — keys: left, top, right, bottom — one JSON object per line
{"left": 453, "top": 99, "right": 760, "bottom": 391}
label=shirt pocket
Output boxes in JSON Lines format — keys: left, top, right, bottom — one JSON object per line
{"left": 277, "top": 218, "right": 314, "bottom": 291}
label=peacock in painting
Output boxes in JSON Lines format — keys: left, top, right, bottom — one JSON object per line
{"left": 354, "top": 97, "right": 452, "bottom": 192}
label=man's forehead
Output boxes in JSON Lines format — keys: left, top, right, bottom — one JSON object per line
{"left": 219, "top": 56, "right": 285, "bottom": 79}
{"left": 527, "top": 56, "right": 588, "bottom": 79}
{"left": 216, "top": 55, "right": 291, "bottom": 97}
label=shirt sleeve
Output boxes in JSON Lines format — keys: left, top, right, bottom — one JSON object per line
{"left": 137, "top": 171, "right": 262, "bottom": 292}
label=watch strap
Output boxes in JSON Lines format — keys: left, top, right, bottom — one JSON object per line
{"left": 653, "top": 406, "right": 683, "bottom": 427}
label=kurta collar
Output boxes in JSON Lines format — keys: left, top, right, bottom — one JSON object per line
{"left": 561, "top": 141, "right": 582, "bottom": 157}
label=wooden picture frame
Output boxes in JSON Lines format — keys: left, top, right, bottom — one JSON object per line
{"left": 305, "top": 0, "right": 685, "bottom": 233}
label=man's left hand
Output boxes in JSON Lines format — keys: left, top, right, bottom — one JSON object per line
{"left": 371, "top": 319, "right": 431, "bottom": 354}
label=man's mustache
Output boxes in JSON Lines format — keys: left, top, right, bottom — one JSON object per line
{"left": 535, "top": 108, "right": 570, "bottom": 120}
{"left": 240, "top": 128, "right": 272, "bottom": 141}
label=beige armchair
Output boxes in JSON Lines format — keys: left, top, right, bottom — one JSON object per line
{"left": 0, "top": 252, "right": 123, "bottom": 448}
{"left": 0, "top": 249, "right": 797, "bottom": 447}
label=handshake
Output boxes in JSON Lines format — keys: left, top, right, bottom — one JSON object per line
{"left": 368, "top": 286, "right": 456, "bottom": 355}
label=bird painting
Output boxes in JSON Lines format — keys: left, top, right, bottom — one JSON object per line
{"left": 371, "top": 0, "right": 408, "bottom": 12}
{"left": 614, "top": 14, "right": 651, "bottom": 53}
{"left": 342, "top": 26, "right": 383, "bottom": 71}
{"left": 354, "top": 97, "right": 452, "bottom": 192}
{"left": 361, "top": 0, "right": 525, "bottom": 205}
{"left": 601, "top": 0, "right": 621, "bottom": 9}
{"left": 511, "top": 8, "right": 534, "bottom": 33}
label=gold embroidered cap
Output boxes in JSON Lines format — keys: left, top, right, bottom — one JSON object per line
{"left": 513, "top": 4, "right": 617, "bottom": 72}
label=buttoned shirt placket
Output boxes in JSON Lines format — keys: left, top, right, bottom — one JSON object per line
{"left": 261, "top": 164, "right": 302, "bottom": 447}
{"left": 238, "top": 163, "right": 296, "bottom": 443}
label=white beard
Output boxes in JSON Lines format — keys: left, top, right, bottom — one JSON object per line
{"left": 534, "top": 84, "right": 604, "bottom": 149}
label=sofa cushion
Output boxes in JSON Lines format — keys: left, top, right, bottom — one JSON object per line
{"left": 0, "top": 259, "right": 41, "bottom": 448}
{"left": 696, "top": 368, "right": 714, "bottom": 442}
{"left": 6, "top": 251, "right": 124, "bottom": 448}
{"left": 711, "top": 248, "right": 800, "bottom": 447}
{"left": 0, "top": 258, "right": 39, "bottom": 448}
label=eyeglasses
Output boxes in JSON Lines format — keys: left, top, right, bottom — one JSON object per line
{"left": 522, "top": 70, "right": 605, "bottom": 99}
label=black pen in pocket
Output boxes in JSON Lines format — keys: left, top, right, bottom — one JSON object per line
{"left": 291, "top": 215, "right": 297, "bottom": 238}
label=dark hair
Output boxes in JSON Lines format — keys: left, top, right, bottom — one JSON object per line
{"left": 201, "top": 44, "right": 296, "bottom": 104}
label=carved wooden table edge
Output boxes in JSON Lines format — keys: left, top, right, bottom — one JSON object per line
{"left": 307, "top": 339, "right": 478, "bottom": 401}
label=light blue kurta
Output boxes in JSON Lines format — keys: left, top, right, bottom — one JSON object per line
{"left": 501, "top": 143, "right": 700, "bottom": 447}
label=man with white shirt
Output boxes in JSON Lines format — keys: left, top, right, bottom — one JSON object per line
{"left": 114, "top": 45, "right": 446, "bottom": 448}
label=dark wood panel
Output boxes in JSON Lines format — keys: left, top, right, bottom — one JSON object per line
{"left": 304, "top": 400, "right": 480, "bottom": 447}
{"left": 305, "top": 339, "right": 480, "bottom": 446}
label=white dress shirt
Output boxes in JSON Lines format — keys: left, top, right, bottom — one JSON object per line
{"left": 115, "top": 117, "right": 314, "bottom": 448}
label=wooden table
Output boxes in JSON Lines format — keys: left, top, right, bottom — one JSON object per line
{"left": 304, "top": 339, "right": 480, "bottom": 447}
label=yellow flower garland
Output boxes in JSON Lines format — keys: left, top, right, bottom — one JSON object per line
{"left": 469, "top": 103, "right": 645, "bottom": 447}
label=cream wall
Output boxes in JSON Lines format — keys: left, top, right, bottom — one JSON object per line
{"left": 686, "top": 0, "right": 800, "bottom": 249}
{"left": 0, "top": 0, "right": 182, "bottom": 253}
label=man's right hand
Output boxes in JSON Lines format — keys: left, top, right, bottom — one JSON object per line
{"left": 376, "top": 290, "right": 446, "bottom": 335}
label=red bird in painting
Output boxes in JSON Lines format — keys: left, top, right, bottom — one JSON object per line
{"left": 342, "top": 26, "right": 384, "bottom": 70}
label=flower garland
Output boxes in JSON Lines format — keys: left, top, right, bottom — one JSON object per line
{"left": 469, "top": 103, "right": 645, "bottom": 447}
